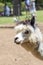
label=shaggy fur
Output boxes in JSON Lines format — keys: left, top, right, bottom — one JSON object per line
{"left": 14, "top": 17, "right": 43, "bottom": 57}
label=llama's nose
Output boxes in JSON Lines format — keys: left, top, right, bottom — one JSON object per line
{"left": 14, "top": 37, "right": 20, "bottom": 44}
{"left": 15, "top": 37, "right": 18, "bottom": 41}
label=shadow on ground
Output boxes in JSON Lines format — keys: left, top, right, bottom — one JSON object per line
{"left": 21, "top": 42, "right": 43, "bottom": 60}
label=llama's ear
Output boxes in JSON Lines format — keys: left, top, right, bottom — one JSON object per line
{"left": 30, "top": 16, "right": 35, "bottom": 27}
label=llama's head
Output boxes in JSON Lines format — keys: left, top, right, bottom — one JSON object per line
{"left": 14, "top": 16, "right": 36, "bottom": 44}
{"left": 14, "top": 17, "right": 43, "bottom": 57}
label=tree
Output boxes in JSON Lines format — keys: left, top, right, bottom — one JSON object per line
{"left": 13, "top": 0, "right": 21, "bottom": 16}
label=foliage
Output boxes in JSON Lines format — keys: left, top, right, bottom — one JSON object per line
{"left": 21, "top": 2, "right": 25, "bottom": 11}
{"left": 0, "top": 0, "right": 43, "bottom": 10}
{"left": 0, "top": 3, "right": 4, "bottom": 12}
{"left": 0, "top": 0, "right": 12, "bottom": 2}
{"left": 0, "top": 0, "right": 43, "bottom": 4}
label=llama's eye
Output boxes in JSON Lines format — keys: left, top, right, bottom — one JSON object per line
{"left": 24, "top": 30, "right": 29, "bottom": 34}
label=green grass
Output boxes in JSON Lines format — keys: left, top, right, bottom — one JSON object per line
{"left": 0, "top": 10, "right": 43, "bottom": 24}
{"left": 21, "top": 10, "right": 43, "bottom": 22}
{"left": 0, "top": 17, "right": 13, "bottom": 24}
{"left": 37, "top": 10, "right": 43, "bottom": 22}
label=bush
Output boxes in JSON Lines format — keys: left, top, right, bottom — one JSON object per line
{"left": 0, "top": 3, "right": 4, "bottom": 12}
{"left": 21, "top": 2, "right": 25, "bottom": 11}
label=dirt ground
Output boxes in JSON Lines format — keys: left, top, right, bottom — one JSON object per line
{"left": 0, "top": 23, "right": 43, "bottom": 65}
